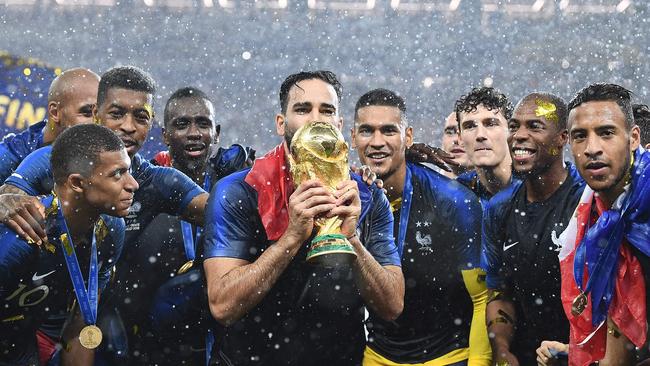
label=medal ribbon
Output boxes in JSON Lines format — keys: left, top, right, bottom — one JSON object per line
{"left": 58, "top": 203, "right": 98, "bottom": 326}
{"left": 396, "top": 164, "right": 414, "bottom": 258}
{"left": 572, "top": 148, "right": 650, "bottom": 326}
{"left": 180, "top": 173, "right": 212, "bottom": 261}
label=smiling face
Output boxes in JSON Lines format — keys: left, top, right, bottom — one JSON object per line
{"left": 95, "top": 88, "right": 155, "bottom": 158}
{"left": 276, "top": 78, "right": 342, "bottom": 148}
{"left": 458, "top": 104, "right": 510, "bottom": 169}
{"left": 569, "top": 100, "right": 640, "bottom": 194}
{"left": 352, "top": 105, "right": 412, "bottom": 179}
{"left": 163, "top": 96, "right": 218, "bottom": 174}
{"left": 508, "top": 98, "right": 567, "bottom": 176}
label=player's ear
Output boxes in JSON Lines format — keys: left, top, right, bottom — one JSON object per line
{"left": 629, "top": 125, "right": 641, "bottom": 151}
{"left": 48, "top": 101, "right": 60, "bottom": 126}
{"left": 350, "top": 127, "right": 357, "bottom": 149}
{"left": 405, "top": 126, "right": 414, "bottom": 148}
{"left": 276, "top": 113, "right": 286, "bottom": 137}
{"left": 214, "top": 124, "right": 221, "bottom": 144}
{"left": 67, "top": 173, "right": 86, "bottom": 194}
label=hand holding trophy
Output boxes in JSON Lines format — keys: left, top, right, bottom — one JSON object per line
{"left": 289, "top": 121, "right": 357, "bottom": 266}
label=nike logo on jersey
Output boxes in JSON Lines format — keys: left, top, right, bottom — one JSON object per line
{"left": 32, "top": 270, "right": 55, "bottom": 281}
{"left": 503, "top": 241, "right": 519, "bottom": 251}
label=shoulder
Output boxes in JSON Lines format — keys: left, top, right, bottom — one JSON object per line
{"left": 411, "top": 163, "right": 478, "bottom": 203}
{"left": 485, "top": 179, "right": 523, "bottom": 217}
{"left": 212, "top": 168, "right": 257, "bottom": 209}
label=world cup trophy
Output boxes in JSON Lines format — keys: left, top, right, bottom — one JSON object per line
{"left": 289, "top": 121, "right": 357, "bottom": 266}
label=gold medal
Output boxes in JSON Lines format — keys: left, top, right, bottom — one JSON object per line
{"left": 571, "top": 292, "right": 588, "bottom": 316}
{"left": 79, "top": 325, "right": 102, "bottom": 349}
{"left": 177, "top": 260, "right": 194, "bottom": 275}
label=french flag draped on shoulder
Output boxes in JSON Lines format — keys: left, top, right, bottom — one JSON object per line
{"left": 558, "top": 147, "right": 650, "bottom": 366}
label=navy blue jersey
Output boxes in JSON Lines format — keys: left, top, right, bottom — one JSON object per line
{"left": 5, "top": 146, "right": 205, "bottom": 244}
{"left": 367, "top": 163, "right": 483, "bottom": 363}
{"left": 457, "top": 170, "right": 521, "bottom": 207}
{"left": 481, "top": 164, "right": 585, "bottom": 364}
{"left": 203, "top": 169, "right": 400, "bottom": 365}
{"left": 0, "top": 195, "right": 124, "bottom": 365}
{"left": 0, "top": 120, "right": 46, "bottom": 183}
{"left": 112, "top": 145, "right": 253, "bottom": 365}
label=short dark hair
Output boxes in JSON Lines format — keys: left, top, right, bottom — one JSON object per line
{"left": 97, "top": 66, "right": 157, "bottom": 108}
{"left": 455, "top": 87, "right": 513, "bottom": 128}
{"left": 163, "top": 87, "right": 212, "bottom": 128}
{"left": 279, "top": 71, "right": 342, "bottom": 114}
{"left": 354, "top": 88, "right": 407, "bottom": 123}
{"left": 567, "top": 83, "right": 634, "bottom": 128}
{"left": 517, "top": 92, "right": 568, "bottom": 130}
{"left": 51, "top": 124, "right": 125, "bottom": 185}
{"left": 633, "top": 103, "right": 650, "bottom": 145}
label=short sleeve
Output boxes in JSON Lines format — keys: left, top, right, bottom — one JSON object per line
{"left": 203, "top": 170, "right": 264, "bottom": 261}
{"left": 4, "top": 146, "right": 54, "bottom": 196}
{"left": 362, "top": 187, "right": 401, "bottom": 267}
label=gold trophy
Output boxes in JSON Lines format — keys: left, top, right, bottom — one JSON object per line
{"left": 289, "top": 121, "right": 357, "bottom": 266}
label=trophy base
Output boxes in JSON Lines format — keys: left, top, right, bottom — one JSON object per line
{"left": 306, "top": 234, "right": 357, "bottom": 267}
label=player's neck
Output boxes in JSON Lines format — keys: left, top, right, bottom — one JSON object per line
{"left": 598, "top": 173, "right": 630, "bottom": 210}
{"left": 525, "top": 158, "right": 568, "bottom": 203}
{"left": 383, "top": 163, "right": 407, "bottom": 203}
{"left": 56, "top": 188, "right": 100, "bottom": 244}
{"left": 175, "top": 159, "right": 208, "bottom": 187}
{"left": 476, "top": 155, "right": 512, "bottom": 195}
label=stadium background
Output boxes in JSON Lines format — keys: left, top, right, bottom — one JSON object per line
{"left": 0, "top": 0, "right": 647, "bottom": 159}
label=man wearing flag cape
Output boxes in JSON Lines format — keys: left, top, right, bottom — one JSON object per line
{"left": 202, "top": 70, "right": 405, "bottom": 365}
{"left": 552, "top": 83, "right": 650, "bottom": 366}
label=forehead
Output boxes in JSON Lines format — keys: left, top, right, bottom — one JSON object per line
{"left": 356, "top": 105, "right": 402, "bottom": 126}
{"left": 444, "top": 113, "right": 457, "bottom": 128}
{"left": 61, "top": 79, "right": 99, "bottom": 104}
{"left": 94, "top": 149, "right": 131, "bottom": 171}
{"left": 287, "top": 79, "right": 338, "bottom": 107}
{"left": 167, "top": 97, "right": 214, "bottom": 118}
{"left": 101, "top": 88, "right": 153, "bottom": 109}
{"left": 569, "top": 100, "right": 626, "bottom": 129}
{"left": 460, "top": 104, "right": 504, "bottom": 122}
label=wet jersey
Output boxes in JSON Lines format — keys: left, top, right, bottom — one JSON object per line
{"left": 203, "top": 169, "right": 400, "bottom": 366}
{"left": 482, "top": 165, "right": 585, "bottom": 364}
{"left": 366, "top": 163, "right": 488, "bottom": 364}
{"left": 0, "top": 120, "right": 46, "bottom": 183}
{"left": 117, "top": 145, "right": 254, "bottom": 365}
{"left": 4, "top": 146, "right": 205, "bottom": 244}
{"left": 457, "top": 171, "right": 521, "bottom": 207}
{"left": 0, "top": 195, "right": 124, "bottom": 365}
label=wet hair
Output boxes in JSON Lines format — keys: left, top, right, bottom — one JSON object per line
{"left": 518, "top": 92, "right": 568, "bottom": 130}
{"left": 51, "top": 124, "right": 125, "bottom": 185}
{"left": 454, "top": 87, "right": 513, "bottom": 129}
{"left": 354, "top": 88, "right": 407, "bottom": 124}
{"left": 279, "top": 70, "right": 342, "bottom": 114}
{"left": 567, "top": 83, "right": 634, "bottom": 129}
{"left": 97, "top": 66, "right": 157, "bottom": 108}
{"left": 163, "top": 87, "right": 213, "bottom": 129}
{"left": 633, "top": 103, "right": 650, "bottom": 145}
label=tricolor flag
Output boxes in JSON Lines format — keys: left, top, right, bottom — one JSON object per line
{"left": 558, "top": 185, "right": 647, "bottom": 366}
